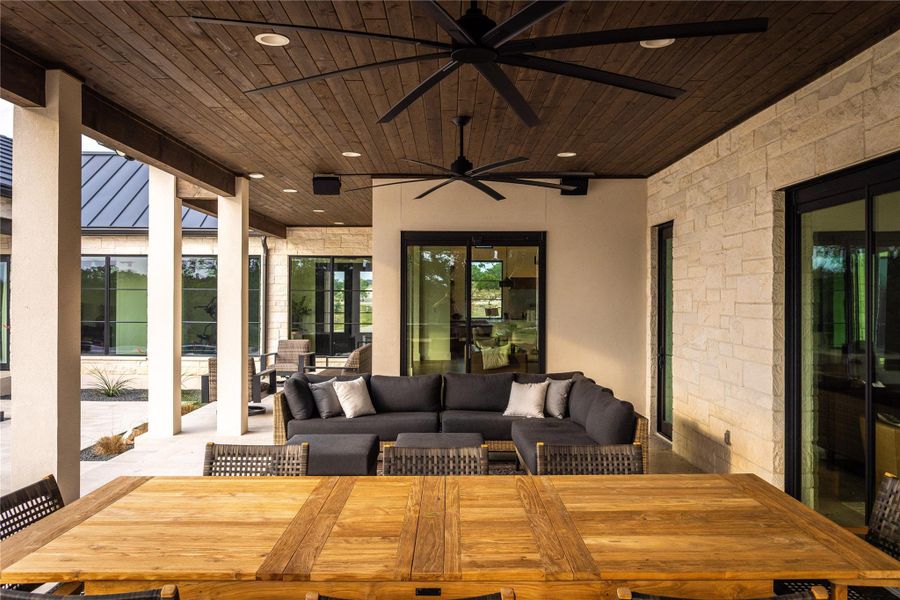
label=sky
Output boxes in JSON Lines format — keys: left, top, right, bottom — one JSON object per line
{"left": 0, "top": 97, "right": 110, "bottom": 152}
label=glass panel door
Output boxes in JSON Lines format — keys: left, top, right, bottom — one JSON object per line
{"left": 1, "top": 255, "right": 8, "bottom": 370}
{"left": 873, "top": 190, "right": 900, "bottom": 489}
{"left": 657, "top": 223, "right": 674, "bottom": 439}
{"left": 799, "top": 199, "right": 867, "bottom": 526}
{"left": 406, "top": 245, "right": 468, "bottom": 375}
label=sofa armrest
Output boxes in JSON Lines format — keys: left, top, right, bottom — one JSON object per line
{"left": 634, "top": 413, "right": 649, "bottom": 473}
{"left": 273, "top": 391, "right": 290, "bottom": 445}
{"left": 535, "top": 442, "right": 643, "bottom": 476}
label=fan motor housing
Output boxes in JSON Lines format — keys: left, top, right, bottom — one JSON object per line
{"left": 560, "top": 176, "right": 589, "bottom": 196}
{"left": 313, "top": 174, "right": 341, "bottom": 195}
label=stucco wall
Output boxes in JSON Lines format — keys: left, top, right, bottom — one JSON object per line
{"left": 372, "top": 179, "right": 649, "bottom": 412}
{"left": 645, "top": 30, "right": 900, "bottom": 486}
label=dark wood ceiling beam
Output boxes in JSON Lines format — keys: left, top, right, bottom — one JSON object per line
{"left": 179, "top": 181, "right": 287, "bottom": 238}
{"left": 0, "top": 43, "right": 46, "bottom": 107}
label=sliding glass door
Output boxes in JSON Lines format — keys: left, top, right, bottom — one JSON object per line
{"left": 787, "top": 154, "right": 900, "bottom": 525}
{"left": 402, "top": 232, "right": 545, "bottom": 376}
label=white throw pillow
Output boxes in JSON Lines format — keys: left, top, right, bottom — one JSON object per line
{"left": 332, "top": 377, "right": 376, "bottom": 419}
{"left": 544, "top": 378, "right": 574, "bottom": 419}
{"left": 503, "top": 380, "right": 550, "bottom": 418}
{"left": 309, "top": 378, "right": 343, "bottom": 419}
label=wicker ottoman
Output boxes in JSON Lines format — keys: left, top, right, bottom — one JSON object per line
{"left": 286, "top": 433, "right": 378, "bottom": 476}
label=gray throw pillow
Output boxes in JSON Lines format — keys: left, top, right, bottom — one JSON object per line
{"left": 503, "top": 380, "right": 550, "bottom": 418}
{"left": 544, "top": 378, "right": 574, "bottom": 419}
{"left": 332, "top": 377, "right": 376, "bottom": 419}
{"left": 309, "top": 378, "right": 343, "bottom": 419}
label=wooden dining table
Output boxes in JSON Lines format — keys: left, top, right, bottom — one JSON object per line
{"left": 1, "top": 474, "right": 898, "bottom": 599}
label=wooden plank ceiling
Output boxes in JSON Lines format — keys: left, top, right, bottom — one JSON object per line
{"left": 1, "top": 1, "right": 898, "bottom": 226}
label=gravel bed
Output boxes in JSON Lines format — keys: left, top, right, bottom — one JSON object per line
{"left": 81, "top": 389, "right": 149, "bottom": 402}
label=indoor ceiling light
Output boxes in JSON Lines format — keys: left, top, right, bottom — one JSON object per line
{"left": 282, "top": 188, "right": 298, "bottom": 193}
{"left": 342, "top": 151, "right": 362, "bottom": 158}
{"left": 334, "top": 221, "right": 344, "bottom": 225}
{"left": 556, "top": 151, "right": 577, "bottom": 158}
{"left": 640, "top": 39, "right": 675, "bottom": 49}
{"left": 313, "top": 209, "right": 325, "bottom": 213}
{"left": 248, "top": 172, "right": 265, "bottom": 179}
{"left": 254, "top": 32, "right": 290, "bottom": 47}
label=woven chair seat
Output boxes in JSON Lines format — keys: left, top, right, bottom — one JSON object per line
{"left": 203, "top": 442, "right": 309, "bottom": 477}
{"left": 535, "top": 442, "right": 643, "bottom": 475}
{"left": 383, "top": 444, "right": 489, "bottom": 476}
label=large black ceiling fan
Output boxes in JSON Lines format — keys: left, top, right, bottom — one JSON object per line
{"left": 191, "top": 2, "right": 768, "bottom": 127}
{"left": 343, "top": 115, "right": 593, "bottom": 201}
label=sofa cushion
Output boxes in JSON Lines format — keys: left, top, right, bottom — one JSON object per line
{"left": 440, "top": 410, "right": 524, "bottom": 441}
{"left": 282, "top": 374, "right": 318, "bottom": 420}
{"left": 511, "top": 419, "right": 595, "bottom": 474}
{"left": 333, "top": 377, "right": 376, "bottom": 418}
{"left": 309, "top": 378, "right": 343, "bottom": 419}
{"left": 370, "top": 375, "right": 442, "bottom": 413}
{"left": 545, "top": 379, "right": 575, "bottom": 419}
{"left": 567, "top": 375, "right": 613, "bottom": 427}
{"left": 583, "top": 394, "right": 636, "bottom": 445}
{"left": 443, "top": 372, "right": 514, "bottom": 412}
{"left": 503, "top": 380, "right": 550, "bottom": 418}
{"left": 514, "top": 371, "right": 583, "bottom": 384}
{"left": 286, "top": 411, "right": 439, "bottom": 441}
{"left": 305, "top": 373, "right": 372, "bottom": 386}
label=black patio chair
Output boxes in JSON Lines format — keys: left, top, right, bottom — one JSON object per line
{"left": 0, "top": 584, "right": 178, "bottom": 599}
{"left": 617, "top": 585, "right": 827, "bottom": 600}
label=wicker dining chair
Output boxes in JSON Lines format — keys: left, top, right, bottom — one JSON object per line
{"left": 775, "top": 472, "right": 899, "bottom": 599}
{"left": 382, "top": 444, "right": 489, "bottom": 476}
{"left": 534, "top": 442, "right": 643, "bottom": 475}
{"left": 265, "top": 339, "right": 315, "bottom": 377}
{"left": 0, "top": 584, "right": 179, "bottom": 599}
{"left": 203, "top": 442, "right": 309, "bottom": 477}
{"left": 616, "top": 585, "right": 827, "bottom": 600}
{"left": 1, "top": 475, "right": 65, "bottom": 541}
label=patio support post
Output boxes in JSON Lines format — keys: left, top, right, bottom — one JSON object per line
{"left": 216, "top": 176, "right": 249, "bottom": 435}
{"left": 10, "top": 70, "right": 82, "bottom": 502}
{"left": 147, "top": 166, "right": 182, "bottom": 436}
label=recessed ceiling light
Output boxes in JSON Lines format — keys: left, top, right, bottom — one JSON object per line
{"left": 282, "top": 188, "right": 298, "bottom": 193}
{"left": 342, "top": 151, "right": 362, "bottom": 158}
{"left": 334, "top": 221, "right": 344, "bottom": 225}
{"left": 254, "top": 32, "right": 290, "bottom": 47}
{"left": 640, "top": 38, "right": 675, "bottom": 49}
{"left": 557, "top": 151, "right": 577, "bottom": 158}
{"left": 248, "top": 172, "right": 265, "bottom": 179}
{"left": 312, "top": 209, "right": 325, "bottom": 213}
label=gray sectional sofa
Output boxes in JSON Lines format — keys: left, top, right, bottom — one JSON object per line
{"left": 272, "top": 371, "right": 649, "bottom": 473}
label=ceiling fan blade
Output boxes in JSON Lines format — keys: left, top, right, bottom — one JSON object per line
{"left": 473, "top": 63, "right": 540, "bottom": 127}
{"left": 247, "top": 53, "right": 451, "bottom": 94}
{"left": 481, "top": 1, "right": 568, "bottom": 48}
{"left": 499, "top": 54, "right": 684, "bottom": 99}
{"left": 343, "top": 178, "right": 437, "bottom": 193}
{"left": 463, "top": 177, "right": 505, "bottom": 201}
{"left": 190, "top": 15, "right": 453, "bottom": 50}
{"left": 497, "top": 171, "right": 595, "bottom": 177}
{"left": 419, "top": 1, "right": 475, "bottom": 45}
{"left": 499, "top": 17, "right": 769, "bottom": 53}
{"left": 402, "top": 158, "right": 456, "bottom": 175}
{"left": 378, "top": 60, "right": 460, "bottom": 123}
{"left": 480, "top": 176, "right": 576, "bottom": 191}
{"left": 467, "top": 156, "right": 529, "bottom": 176}
{"left": 414, "top": 177, "right": 459, "bottom": 199}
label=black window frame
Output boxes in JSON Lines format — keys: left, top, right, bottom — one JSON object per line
{"left": 287, "top": 255, "right": 373, "bottom": 358}
{"left": 80, "top": 254, "right": 149, "bottom": 357}
{"left": 1, "top": 253, "right": 10, "bottom": 371}
{"left": 656, "top": 221, "right": 674, "bottom": 440}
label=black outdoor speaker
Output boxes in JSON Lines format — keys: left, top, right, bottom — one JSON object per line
{"left": 313, "top": 174, "right": 341, "bottom": 195}
{"left": 560, "top": 176, "right": 589, "bottom": 196}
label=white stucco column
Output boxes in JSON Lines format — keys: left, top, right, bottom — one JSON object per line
{"left": 147, "top": 167, "right": 182, "bottom": 436}
{"left": 216, "top": 177, "right": 249, "bottom": 435}
{"left": 10, "top": 70, "right": 82, "bottom": 502}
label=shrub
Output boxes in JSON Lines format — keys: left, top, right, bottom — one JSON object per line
{"left": 94, "top": 434, "right": 128, "bottom": 456}
{"left": 87, "top": 367, "right": 132, "bottom": 398}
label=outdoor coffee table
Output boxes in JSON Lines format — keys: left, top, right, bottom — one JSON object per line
{"left": 394, "top": 432, "right": 484, "bottom": 449}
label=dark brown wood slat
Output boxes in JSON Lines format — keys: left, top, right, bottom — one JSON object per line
{"left": 0, "top": 476, "right": 151, "bottom": 571}
{"left": 0, "top": 43, "right": 46, "bottom": 107}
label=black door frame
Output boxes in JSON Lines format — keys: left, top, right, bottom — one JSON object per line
{"left": 1, "top": 254, "right": 9, "bottom": 371}
{"left": 400, "top": 231, "right": 547, "bottom": 375}
{"left": 784, "top": 151, "right": 900, "bottom": 519}
{"left": 656, "top": 221, "right": 674, "bottom": 440}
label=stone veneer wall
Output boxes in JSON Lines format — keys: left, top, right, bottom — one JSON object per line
{"left": 646, "top": 31, "right": 900, "bottom": 486}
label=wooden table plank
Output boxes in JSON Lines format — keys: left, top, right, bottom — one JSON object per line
{"left": 533, "top": 477, "right": 601, "bottom": 580}
{"left": 411, "top": 476, "right": 444, "bottom": 580}
{"left": 0, "top": 476, "right": 150, "bottom": 572}
{"left": 516, "top": 476, "right": 573, "bottom": 581}
{"left": 443, "top": 476, "right": 461, "bottom": 581}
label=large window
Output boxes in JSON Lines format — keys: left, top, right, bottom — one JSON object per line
{"left": 80, "top": 255, "right": 148, "bottom": 355}
{"left": 80, "top": 254, "right": 260, "bottom": 356}
{"left": 181, "top": 255, "right": 261, "bottom": 356}
{"left": 289, "top": 256, "right": 372, "bottom": 357}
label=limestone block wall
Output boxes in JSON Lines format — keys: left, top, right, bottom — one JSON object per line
{"left": 646, "top": 31, "right": 900, "bottom": 486}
